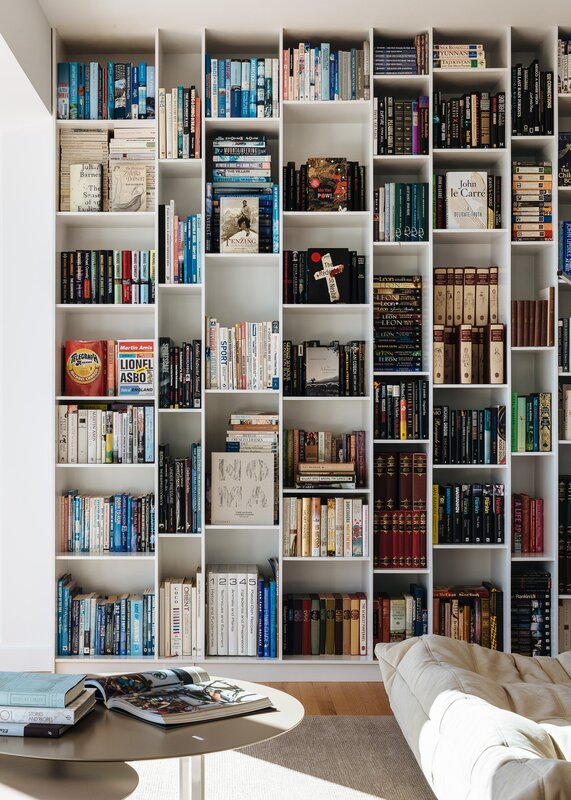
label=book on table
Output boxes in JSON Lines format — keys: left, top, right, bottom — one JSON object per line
{"left": 85, "top": 667, "right": 273, "bottom": 727}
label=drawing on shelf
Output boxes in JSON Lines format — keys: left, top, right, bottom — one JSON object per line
{"left": 211, "top": 453, "right": 274, "bottom": 524}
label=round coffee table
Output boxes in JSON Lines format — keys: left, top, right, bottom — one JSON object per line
{"left": 0, "top": 679, "right": 304, "bottom": 800}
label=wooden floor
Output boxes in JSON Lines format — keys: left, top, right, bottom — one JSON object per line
{"left": 266, "top": 682, "right": 392, "bottom": 715}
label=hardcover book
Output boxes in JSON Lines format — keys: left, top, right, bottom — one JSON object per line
{"left": 64, "top": 340, "right": 106, "bottom": 396}
{"left": 306, "top": 249, "right": 352, "bottom": 303}
{"left": 69, "top": 163, "right": 102, "bottom": 212}
{"left": 211, "top": 452, "right": 274, "bottom": 524}
{"left": 559, "top": 133, "right": 571, "bottom": 187}
{"left": 111, "top": 163, "right": 147, "bottom": 212}
{"left": 305, "top": 345, "right": 340, "bottom": 396}
{"left": 116, "top": 339, "right": 155, "bottom": 396}
{"left": 307, "top": 158, "right": 348, "bottom": 211}
{"left": 220, "top": 196, "right": 259, "bottom": 253}
{"left": 445, "top": 171, "right": 487, "bottom": 229}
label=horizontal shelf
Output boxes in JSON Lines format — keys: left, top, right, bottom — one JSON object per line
{"left": 433, "top": 543, "right": 507, "bottom": 550}
{"left": 373, "top": 154, "right": 429, "bottom": 165}
{"left": 511, "top": 134, "right": 555, "bottom": 144}
{"left": 283, "top": 395, "right": 369, "bottom": 401}
{"left": 158, "top": 283, "right": 203, "bottom": 294}
{"left": 511, "top": 553, "right": 554, "bottom": 561}
{"left": 512, "top": 240, "right": 554, "bottom": 253}
{"left": 158, "top": 407, "right": 202, "bottom": 414}
{"left": 205, "top": 252, "right": 278, "bottom": 261}
{"left": 374, "top": 370, "right": 429, "bottom": 377}
{"left": 205, "top": 524, "right": 279, "bottom": 531}
{"left": 559, "top": 440, "right": 571, "bottom": 445}
{"left": 282, "top": 304, "right": 369, "bottom": 314}
{"left": 432, "top": 67, "right": 508, "bottom": 86}
{"left": 282, "top": 655, "right": 371, "bottom": 663}
{"left": 560, "top": 595, "right": 571, "bottom": 600}
{"left": 512, "top": 346, "right": 554, "bottom": 352}
{"left": 283, "top": 556, "right": 370, "bottom": 562}
{"left": 56, "top": 212, "right": 155, "bottom": 228}
{"left": 374, "top": 568, "right": 430, "bottom": 574}
{"left": 283, "top": 488, "right": 371, "bottom": 495}
{"left": 158, "top": 533, "right": 203, "bottom": 538}
{"left": 373, "top": 241, "right": 429, "bottom": 254}
{"left": 56, "top": 463, "right": 154, "bottom": 468}
{"left": 55, "top": 656, "right": 156, "bottom": 663}
{"left": 373, "top": 73, "right": 428, "bottom": 82}
{"left": 56, "top": 304, "right": 154, "bottom": 314}
{"left": 560, "top": 372, "right": 571, "bottom": 377}
{"left": 434, "top": 383, "right": 508, "bottom": 390}
{"left": 158, "top": 158, "right": 202, "bottom": 178}
{"left": 511, "top": 451, "right": 553, "bottom": 457}
{"left": 374, "top": 439, "right": 430, "bottom": 444}
{"left": 432, "top": 463, "right": 507, "bottom": 469}
{"left": 433, "top": 229, "right": 507, "bottom": 244}
{"left": 432, "top": 147, "right": 506, "bottom": 165}
{"left": 57, "top": 119, "right": 155, "bottom": 129}
{"left": 56, "top": 553, "right": 155, "bottom": 560}
{"left": 56, "top": 396, "right": 155, "bottom": 402}
{"left": 205, "top": 388, "right": 278, "bottom": 394}
{"left": 283, "top": 211, "right": 369, "bottom": 228}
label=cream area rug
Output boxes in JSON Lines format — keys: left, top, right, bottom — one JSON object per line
{"left": 128, "top": 716, "right": 435, "bottom": 800}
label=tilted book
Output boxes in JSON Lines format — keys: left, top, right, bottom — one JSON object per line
{"left": 445, "top": 171, "right": 487, "bottom": 229}
{"left": 111, "top": 163, "right": 147, "bottom": 212}
{"left": 211, "top": 452, "right": 275, "bottom": 524}
{"left": 220, "top": 196, "right": 259, "bottom": 253}
{"left": 69, "top": 163, "right": 102, "bottom": 212}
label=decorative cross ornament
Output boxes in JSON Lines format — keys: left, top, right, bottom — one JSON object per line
{"left": 313, "top": 252, "right": 345, "bottom": 302}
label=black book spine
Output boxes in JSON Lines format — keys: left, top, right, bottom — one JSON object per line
{"left": 158, "top": 205, "right": 166, "bottom": 284}
{"left": 433, "top": 405, "right": 442, "bottom": 463}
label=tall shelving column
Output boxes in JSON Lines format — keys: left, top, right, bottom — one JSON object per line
{"left": 510, "top": 25, "right": 559, "bottom": 654}
{"left": 53, "top": 31, "right": 158, "bottom": 673}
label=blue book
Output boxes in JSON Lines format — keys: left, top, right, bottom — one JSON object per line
{"left": 249, "top": 59, "right": 257, "bottom": 117}
{"left": 57, "top": 577, "right": 65, "bottom": 655}
{"left": 196, "top": 216, "right": 203, "bottom": 283}
{"left": 97, "top": 601, "right": 105, "bottom": 655}
{"left": 137, "top": 61, "right": 146, "bottom": 90}
{"left": 84, "top": 64, "right": 90, "bottom": 119}
{"left": 484, "top": 408, "right": 492, "bottom": 464}
{"left": 205, "top": 55, "right": 212, "bottom": 117}
{"left": 57, "top": 63, "right": 70, "bottom": 119}
{"left": 333, "top": 52, "right": 339, "bottom": 100}
{"left": 146, "top": 65, "right": 155, "bottom": 118}
{"left": 119, "top": 597, "right": 128, "bottom": 656}
{"left": 128, "top": 495, "right": 134, "bottom": 551}
{"left": 532, "top": 394, "right": 540, "bottom": 451}
{"left": 410, "top": 583, "right": 426, "bottom": 637}
{"left": 77, "top": 62, "right": 85, "bottom": 118}
{"left": 263, "top": 582, "right": 270, "bottom": 657}
{"left": 351, "top": 48, "right": 356, "bottom": 99}
{"left": 257, "top": 578, "right": 264, "bottom": 657}
{"left": 178, "top": 86, "right": 184, "bottom": 157}
{"left": 196, "top": 446, "right": 202, "bottom": 531}
{"left": 191, "top": 215, "right": 198, "bottom": 283}
{"left": 0, "top": 673, "right": 85, "bottom": 708}
{"left": 125, "top": 63, "right": 132, "bottom": 119}
{"left": 69, "top": 62, "right": 79, "bottom": 119}
{"left": 121, "top": 494, "right": 129, "bottom": 550}
{"left": 113, "top": 601, "right": 121, "bottom": 655}
{"left": 144, "top": 406, "right": 154, "bottom": 462}
{"left": 329, "top": 52, "right": 335, "bottom": 101}
{"left": 269, "top": 579, "right": 276, "bottom": 657}
{"left": 191, "top": 443, "right": 198, "bottom": 532}
{"left": 109, "top": 501, "right": 115, "bottom": 551}
{"left": 218, "top": 59, "right": 226, "bottom": 118}
{"left": 241, "top": 60, "right": 250, "bottom": 117}
{"left": 272, "top": 184, "right": 279, "bottom": 253}
{"left": 114, "top": 495, "right": 122, "bottom": 551}
{"left": 107, "top": 62, "right": 114, "bottom": 119}
{"left": 149, "top": 495, "right": 156, "bottom": 553}
{"left": 131, "top": 66, "right": 139, "bottom": 119}
{"left": 130, "top": 597, "right": 143, "bottom": 656}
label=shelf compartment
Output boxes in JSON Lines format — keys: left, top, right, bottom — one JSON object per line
{"left": 433, "top": 229, "right": 508, "bottom": 244}
{"left": 283, "top": 211, "right": 369, "bottom": 229}
{"left": 205, "top": 117, "right": 279, "bottom": 134}
{"left": 56, "top": 212, "right": 155, "bottom": 229}
{"left": 56, "top": 304, "right": 155, "bottom": 314}
{"left": 158, "top": 158, "right": 202, "bottom": 178}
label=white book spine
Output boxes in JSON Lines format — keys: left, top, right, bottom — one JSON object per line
{"left": 170, "top": 581, "right": 183, "bottom": 657}
{"left": 335, "top": 498, "right": 344, "bottom": 557}
{"left": 320, "top": 504, "right": 328, "bottom": 557}
{"left": 228, "top": 572, "right": 238, "bottom": 656}
{"left": 159, "top": 584, "right": 165, "bottom": 657}
{"left": 58, "top": 405, "right": 68, "bottom": 463}
{"left": 163, "top": 579, "right": 171, "bottom": 657}
{"left": 158, "top": 88, "right": 166, "bottom": 159}
{"left": 217, "top": 569, "right": 228, "bottom": 655}
{"left": 77, "top": 410, "right": 88, "bottom": 464}
{"left": 207, "top": 568, "right": 217, "bottom": 655}
{"left": 343, "top": 498, "right": 353, "bottom": 557}
{"left": 272, "top": 58, "right": 279, "bottom": 118}
{"left": 237, "top": 569, "right": 248, "bottom": 655}
{"left": 191, "top": 582, "right": 197, "bottom": 658}
{"left": 171, "top": 89, "right": 178, "bottom": 158}
{"left": 95, "top": 409, "right": 102, "bottom": 464}
{"left": 182, "top": 580, "right": 192, "bottom": 657}
{"left": 219, "top": 326, "right": 229, "bottom": 390}
{"left": 165, "top": 92, "right": 173, "bottom": 159}
{"left": 196, "top": 569, "right": 204, "bottom": 659}
{"left": 363, "top": 503, "right": 369, "bottom": 558}
{"left": 247, "top": 565, "right": 258, "bottom": 656}
{"left": 87, "top": 410, "right": 97, "bottom": 464}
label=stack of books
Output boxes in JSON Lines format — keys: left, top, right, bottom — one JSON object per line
{"left": 59, "top": 127, "right": 109, "bottom": 211}
{"left": 109, "top": 127, "right": 156, "bottom": 212}
{"left": 512, "top": 493, "right": 544, "bottom": 555}
{"left": 283, "top": 248, "right": 366, "bottom": 304}
{"left": 432, "top": 483, "right": 505, "bottom": 545}
{"left": 206, "top": 135, "right": 279, "bottom": 254}
{"left": 434, "top": 171, "right": 502, "bottom": 229}
{"left": 511, "top": 571, "right": 551, "bottom": 656}
{"left": 158, "top": 203, "right": 202, "bottom": 284}
{"left": 373, "top": 96, "right": 429, "bottom": 155}
{"left": 433, "top": 583, "right": 503, "bottom": 650}
{"left": 374, "top": 276, "right": 422, "bottom": 372}
{"left": 157, "top": 86, "right": 201, "bottom": 158}
{"left": 159, "top": 572, "right": 204, "bottom": 657}
{"left": 373, "top": 35, "right": 429, "bottom": 75}
{"left": 57, "top": 61, "right": 155, "bottom": 120}
{"left": 373, "top": 184, "right": 429, "bottom": 241}
{"left": 511, "top": 290, "right": 554, "bottom": 347}
{"left": 433, "top": 91, "right": 506, "bottom": 149}
{"left": 283, "top": 428, "right": 366, "bottom": 489}
{"left": 433, "top": 43, "right": 487, "bottom": 70}
{"left": 158, "top": 337, "right": 202, "bottom": 408}
{"left": 373, "top": 585, "right": 427, "bottom": 644}
{"left": 511, "top": 392, "right": 552, "bottom": 452}
{"left": 60, "top": 249, "right": 155, "bottom": 305}
{"left": 512, "top": 161, "right": 553, "bottom": 241}
{"left": 282, "top": 42, "right": 370, "bottom": 100}
{"left": 511, "top": 61, "right": 554, "bottom": 136}
{"left": 158, "top": 442, "right": 202, "bottom": 534}
{"left": 283, "top": 593, "right": 367, "bottom": 656}
{"left": 433, "top": 405, "right": 507, "bottom": 465}
{"left": 206, "top": 57, "right": 279, "bottom": 116}
{"left": 295, "top": 461, "right": 356, "bottom": 490}
{"left": 283, "top": 158, "right": 366, "bottom": 211}
{"left": 59, "top": 491, "right": 155, "bottom": 552}
{"left": 282, "top": 495, "right": 369, "bottom": 557}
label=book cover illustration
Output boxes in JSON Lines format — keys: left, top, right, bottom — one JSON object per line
{"left": 445, "top": 171, "right": 487, "bottom": 229}
{"left": 305, "top": 345, "right": 340, "bottom": 396}
{"left": 559, "top": 133, "right": 571, "bottom": 186}
{"left": 220, "top": 196, "right": 259, "bottom": 253}
{"left": 117, "top": 340, "right": 154, "bottom": 396}
{"left": 111, "top": 163, "right": 147, "bottom": 211}
{"left": 69, "top": 163, "right": 102, "bottom": 212}
{"left": 211, "top": 452, "right": 274, "bottom": 524}
{"left": 307, "top": 158, "right": 348, "bottom": 212}
{"left": 307, "top": 249, "right": 351, "bottom": 303}
{"left": 64, "top": 340, "right": 105, "bottom": 396}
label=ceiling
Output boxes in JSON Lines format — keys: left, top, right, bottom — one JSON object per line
{"left": 36, "top": 0, "right": 571, "bottom": 49}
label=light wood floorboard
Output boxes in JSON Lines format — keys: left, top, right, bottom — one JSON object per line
{"left": 266, "top": 682, "right": 392, "bottom": 715}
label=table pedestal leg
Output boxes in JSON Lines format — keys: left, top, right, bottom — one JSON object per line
{"left": 179, "top": 755, "right": 204, "bottom": 800}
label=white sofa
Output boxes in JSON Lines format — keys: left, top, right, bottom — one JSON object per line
{"left": 376, "top": 635, "right": 571, "bottom": 800}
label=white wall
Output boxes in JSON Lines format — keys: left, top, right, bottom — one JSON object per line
{"left": 0, "top": 36, "right": 53, "bottom": 669}
{"left": 0, "top": 0, "right": 51, "bottom": 112}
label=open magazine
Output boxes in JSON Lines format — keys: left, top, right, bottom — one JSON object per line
{"left": 85, "top": 668, "right": 273, "bottom": 727}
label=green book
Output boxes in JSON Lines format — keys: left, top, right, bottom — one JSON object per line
{"left": 511, "top": 392, "right": 518, "bottom": 452}
{"left": 0, "top": 673, "right": 85, "bottom": 708}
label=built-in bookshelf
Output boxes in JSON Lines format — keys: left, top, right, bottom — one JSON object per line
{"left": 51, "top": 25, "right": 569, "bottom": 678}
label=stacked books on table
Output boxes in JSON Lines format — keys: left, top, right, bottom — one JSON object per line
{"left": 0, "top": 673, "right": 95, "bottom": 737}
{"left": 433, "top": 43, "right": 487, "bottom": 70}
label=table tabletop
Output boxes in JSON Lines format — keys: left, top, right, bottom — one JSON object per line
{"left": 0, "top": 679, "right": 304, "bottom": 763}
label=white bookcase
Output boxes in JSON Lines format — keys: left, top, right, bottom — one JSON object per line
{"left": 52, "top": 25, "right": 564, "bottom": 680}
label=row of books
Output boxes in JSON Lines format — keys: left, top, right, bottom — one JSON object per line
{"left": 58, "top": 492, "right": 155, "bottom": 553}
{"left": 510, "top": 392, "right": 552, "bottom": 452}
{"left": 283, "top": 159, "right": 366, "bottom": 212}
{"left": 433, "top": 583, "right": 503, "bottom": 650}
{"left": 372, "top": 586, "right": 428, "bottom": 644}
{"left": 205, "top": 57, "right": 279, "bottom": 117}
{"left": 374, "top": 509, "right": 427, "bottom": 569}
{"left": 282, "top": 496, "right": 369, "bottom": 558}
{"left": 158, "top": 338, "right": 202, "bottom": 409}
{"left": 373, "top": 96, "right": 429, "bottom": 155}
{"left": 158, "top": 444, "right": 202, "bottom": 534}
{"left": 207, "top": 562, "right": 278, "bottom": 657}
{"left": 511, "top": 61, "right": 554, "bottom": 136}
{"left": 282, "top": 43, "right": 370, "bottom": 101}
{"left": 283, "top": 429, "right": 367, "bottom": 489}
{"left": 512, "top": 161, "right": 553, "bottom": 241}
{"left": 560, "top": 221, "right": 571, "bottom": 275}
{"left": 57, "top": 61, "right": 155, "bottom": 120}
{"left": 432, "top": 483, "right": 506, "bottom": 545}
{"left": 205, "top": 319, "right": 279, "bottom": 391}
{"left": 433, "top": 405, "right": 507, "bottom": 466}
{"left": 158, "top": 206, "right": 202, "bottom": 284}
{"left": 60, "top": 250, "right": 155, "bottom": 305}
{"left": 512, "top": 493, "right": 544, "bottom": 555}
{"left": 57, "top": 404, "right": 154, "bottom": 465}
{"left": 282, "top": 340, "right": 367, "bottom": 397}
{"left": 558, "top": 476, "right": 571, "bottom": 594}
{"left": 434, "top": 171, "right": 502, "bottom": 230}
{"left": 511, "top": 571, "right": 551, "bottom": 656}
{"left": 157, "top": 86, "right": 201, "bottom": 158}
{"left": 558, "top": 39, "right": 571, "bottom": 94}
{"left": 373, "top": 379, "right": 429, "bottom": 441}
{"left": 434, "top": 266, "right": 499, "bottom": 328}
{"left": 433, "top": 43, "right": 487, "bottom": 70}
{"left": 560, "top": 317, "right": 571, "bottom": 373}
{"left": 159, "top": 574, "right": 204, "bottom": 657}
{"left": 374, "top": 276, "right": 422, "bottom": 373}
{"left": 57, "top": 575, "right": 155, "bottom": 656}
{"left": 433, "top": 91, "right": 506, "bottom": 149}
{"left": 373, "top": 35, "right": 429, "bottom": 75}
{"left": 373, "top": 184, "right": 429, "bottom": 242}
{"left": 64, "top": 339, "right": 154, "bottom": 398}
{"left": 432, "top": 324, "right": 505, "bottom": 385}
{"left": 511, "top": 294, "right": 555, "bottom": 347}
{"left": 282, "top": 249, "right": 366, "bottom": 305}
{"left": 283, "top": 593, "right": 367, "bottom": 656}
{"left": 373, "top": 451, "right": 427, "bottom": 514}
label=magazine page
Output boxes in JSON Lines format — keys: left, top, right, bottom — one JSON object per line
{"left": 85, "top": 667, "right": 210, "bottom": 702}
{"left": 108, "top": 680, "right": 272, "bottom": 726}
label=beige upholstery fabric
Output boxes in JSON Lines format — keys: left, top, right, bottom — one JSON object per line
{"left": 376, "top": 635, "right": 571, "bottom": 800}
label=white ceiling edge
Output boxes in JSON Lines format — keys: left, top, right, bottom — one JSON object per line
{"left": 0, "top": 35, "right": 51, "bottom": 130}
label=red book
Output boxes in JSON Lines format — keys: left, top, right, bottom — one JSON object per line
{"left": 386, "top": 453, "right": 398, "bottom": 510}
{"left": 405, "top": 510, "right": 413, "bottom": 568}
{"left": 398, "top": 453, "right": 412, "bottom": 510}
{"left": 530, "top": 498, "right": 536, "bottom": 552}
{"left": 536, "top": 498, "right": 544, "bottom": 552}
{"left": 412, "top": 452, "right": 427, "bottom": 510}
{"left": 412, "top": 509, "right": 421, "bottom": 569}
{"left": 521, "top": 494, "right": 530, "bottom": 553}
{"left": 381, "top": 594, "right": 391, "bottom": 642}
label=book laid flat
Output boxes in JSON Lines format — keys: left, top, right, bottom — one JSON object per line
{"left": 0, "top": 688, "right": 96, "bottom": 724}
{"left": 0, "top": 673, "right": 85, "bottom": 708}
{"left": 85, "top": 667, "right": 273, "bottom": 727}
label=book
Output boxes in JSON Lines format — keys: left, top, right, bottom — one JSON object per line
{"left": 84, "top": 667, "right": 272, "bottom": 727}
{"left": 116, "top": 340, "right": 154, "bottom": 396}
{"left": 220, "top": 196, "right": 259, "bottom": 253}
{"left": 110, "top": 163, "right": 147, "bottom": 212}
{"left": 69, "top": 163, "right": 102, "bottom": 212}
{"left": 0, "top": 673, "right": 85, "bottom": 708}
{"left": 307, "top": 158, "right": 348, "bottom": 211}
{"left": 0, "top": 688, "right": 96, "bottom": 725}
{"left": 305, "top": 345, "right": 340, "bottom": 396}
{"left": 64, "top": 340, "right": 106, "bottom": 396}
{"left": 211, "top": 452, "right": 275, "bottom": 525}
{"left": 445, "top": 171, "right": 487, "bottom": 229}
